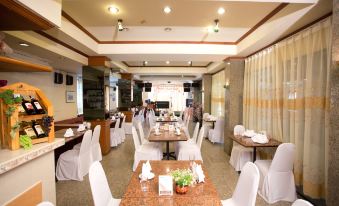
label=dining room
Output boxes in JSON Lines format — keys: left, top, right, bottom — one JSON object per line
{"left": 0, "top": 0, "right": 338, "bottom": 206}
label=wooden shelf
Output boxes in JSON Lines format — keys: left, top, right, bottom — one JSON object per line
{"left": 19, "top": 114, "right": 46, "bottom": 122}
{"left": 0, "top": 56, "right": 52, "bottom": 72}
{"left": 31, "top": 137, "right": 48, "bottom": 145}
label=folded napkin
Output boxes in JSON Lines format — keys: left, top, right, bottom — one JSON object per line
{"left": 251, "top": 134, "right": 269, "bottom": 144}
{"left": 111, "top": 116, "right": 116, "bottom": 120}
{"left": 193, "top": 164, "right": 205, "bottom": 183}
{"left": 175, "top": 128, "right": 181, "bottom": 135}
{"left": 145, "top": 160, "right": 152, "bottom": 171}
{"left": 77, "top": 124, "right": 86, "bottom": 132}
{"left": 242, "top": 130, "right": 257, "bottom": 137}
{"left": 141, "top": 162, "right": 152, "bottom": 179}
{"left": 64, "top": 128, "right": 74, "bottom": 137}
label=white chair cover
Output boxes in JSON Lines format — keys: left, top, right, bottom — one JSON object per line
{"left": 221, "top": 162, "right": 260, "bottom": 206}
{"left": 255, "top": 143, "right": 297, "bottom": 204}
{"left": 131, "top": 127, "right": 162, "bottom": 171}
{"left": 118, "top": 116, "right": 126, "bottom": 142}
{"left": 91, "top": 125, "right": 102, "bottom": 162}
{"left": 202, "top": 113, "right": 212, "bottom": 137}
{"left": 89, "top": 161, "right": 121, "bottom": 206}
{"left": 56, "top": 130, "right": 93, "bottom": 181}
{"left": 175, "top": 123, "right": 200, "bottom": 156}
{"left": 110, "top": 118, "right": 121, "bottom": 147}
{"left": 208, "top": 118, "right": 224, "bottom": 143}
{"left": 292, "top": 199, "right": 313, "bottom": 206}
{"left": 136, "top": 121, "right": 162, "bottom": 151}
{"left": 177, "top": 127, "right": 204, "bottom": 161}
{"left": 229, "top": 125, "right": 255, "bottom": 172}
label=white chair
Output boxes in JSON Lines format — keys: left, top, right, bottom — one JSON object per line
{"left": 118, "top": 116, "right": 126, "bottom": 142}
{"left": 255, "top": 143, "right": 297, "bottom": 204}
{"left": 136, "top": 121, "right": 162, "bottom": 151}
{"left": 110, "top": 118, "right": 121, "bottom": 147}
{"left": 36, "top": 202, "right": 54, "bottom": 206}
{"left": 175, "top": 122, "right": 200, "bottom": 156}
{"left": 89, "top": 161, "right": 121, "bottom": 206}
{"left": 229, "top": 125, "right": 255, "bottom": 172}
{"left": 221, "top": 162, "right": 260, "bottom": 206}
{"left": 177, "top": 127, "right": 204, "bottom": 161}
{"left": 202, "top": 113, "right": 212, "bottom": 138}
{"left": 56, "top": 130, "right": 93, "bottom": 181}
{"left": 292, "top": 199, "right": 313, "bottom": 206}
{"left": 131, "top": 126, "right": 162, "bottom": 171}
{"left": 208, "top": 118, "right": 224, "bottom": 143}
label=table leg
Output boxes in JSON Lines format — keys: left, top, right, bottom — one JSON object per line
{"left": 253, "top": 147, "right": 257, "bottom": 162}
{"left": 166, "top": 141, "right": 170, "bottom": 160}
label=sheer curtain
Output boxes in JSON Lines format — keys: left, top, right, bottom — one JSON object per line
{"left": 211, "top": 70, "right": 225, "bottom": 117}
{"left": 243, "top": 18, "right": 331, "bottom": 199}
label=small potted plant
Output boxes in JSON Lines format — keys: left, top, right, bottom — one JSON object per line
{"left": 170, "top": 169, "right": 194, "bottom": 194}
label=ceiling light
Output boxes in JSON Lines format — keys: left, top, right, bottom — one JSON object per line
{"left": 143, "top": 61, "right": 148, "bottom": 66}
{"left": 108, "top": 6, "right": 119, "bottom": 14}
{"left": 218, "top": 7, "right": 225, "bottom": 15}
{"left": 214, "top": 19, "right": 219, "bottom": 33}
{"left": 166, "top": 61, "right": 170, "bottom": 64}
{"left": 117, "top": 19, "right": 124, "bottom": 31}
{"left": 164, "top": 6, "right": 171, "bottom": 14}
{"left": 164, "top": 27, "right": 172, "bottom": 32}
{"left": 19, "top": 42, "right": 30, "bottom": 47}
{"left": 227, "top": 62, "right": 231, "bottom": 65}
{"left": 188, "top": 61, "right": 192, "bottom": 65}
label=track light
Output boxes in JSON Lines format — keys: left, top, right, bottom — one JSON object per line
{"left": 118, "top": 19, "right": 124, "bottom": 31}
{"left": 214, "top": 19, "right": 219, "bottom": 33}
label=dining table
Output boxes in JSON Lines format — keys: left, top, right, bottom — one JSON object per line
{"left": 148, "top": 128, "right": 188, "bottom": 160}
{"left": 156, "top": 117, "right": 178, "bottom": 123}
{"left": 120, "top": 160, "right": 222, "bottom": 206}
{"left": 230, "top": 134, "right": 281, "bottom": 162}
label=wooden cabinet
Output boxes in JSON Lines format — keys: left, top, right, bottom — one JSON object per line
{"left": 90, "top": 119, "right": 111, "bottom": 155}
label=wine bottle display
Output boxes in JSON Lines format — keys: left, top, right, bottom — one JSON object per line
{"left": 30, "top": 95, "right": 45, "bottom": 114}
{"left": 22, "top": 95, "right": 36, "bottom": 115}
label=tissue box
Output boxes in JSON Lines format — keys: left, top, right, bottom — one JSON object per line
{"left": 159, "top": 175, "right": 173, "bottom": 196}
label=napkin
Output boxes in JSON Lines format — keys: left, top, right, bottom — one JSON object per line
{"left": 251, "top": 134, "right": 269, "bottom": 144}
{"left": 111, "top": 116, "right": 116, "bottom": 120}
{"left": 155, "top": 128, "right": 160, "bottom": 135}
{"left": 145, "top": 160, "right": 152, "bottom": 171}
{"left": 242, "top": 130, "right": 257, "bottom": 137}
{"left": 77, "top": 124, "right": 86, "bottom": 132}
{"left": 64, "top": 128, "right": 74, "bottom": 137}
{"left": 141, "top": 162, "right": 151, "bottom": 179}
{"left": 195, "top": 164, "right": 205, "bottom": 183}
{"left": 175, "top": 128, "right": 181, "bottom": 135}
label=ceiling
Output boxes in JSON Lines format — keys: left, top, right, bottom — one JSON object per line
{"left": 123, "top": 61, "right": 211, "bottom": 67}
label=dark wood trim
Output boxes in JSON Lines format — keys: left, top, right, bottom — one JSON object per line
{"left": 62, "top": 11, "right": 100, "bottom": 43}
{"left": 88, "top": 56, "right": 111, "bottom": 67}
{"left": 34, "top": 31, "right": 89, "bottom": 58}
{"left": 205, "top": 62, "right": 213, "bottom": 67}
{"left": 0, "top": 0, "right": 55, "bottom": 30}
{"left": 224, "top": 57, "right": 246, "bottom": 61}
{"left": 235, "top": 3, "right": 289, "bottom": 44}
{"left": 100, "top": 40, "right": 235, "bottom": 45}
{"left": 246, "top": 12, "right": 332, "bottom": 58}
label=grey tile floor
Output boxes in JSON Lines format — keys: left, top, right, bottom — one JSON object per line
{"left": 56, "top": 124, "right": 291, "bottom": 206}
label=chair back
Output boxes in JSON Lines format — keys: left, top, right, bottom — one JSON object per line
{"left": 137, "top": 121, "right": 146, "bottom": 144}
{"left": 89, "top": 161, "right": 113, "bottom": 206}
{"left": 114, "top": 118, "right": 120, "bottom": 130}
{"left": 92, "top": 125, "right": 101, "bottom": 145}
{"left": 183, "top": 127, "right": 190, "bottom": 139}
{"left": 121, "top": 116, "right": 126, "bottom": 128}
{"left": 234, "top": 125, "right": 245, "bottom": 136}
{"left": 213, "top": 118, "right": 224, "bottom": 136}
{"left": 196, "top": 126, "right": 205, "bottom": 149}
{"left": 232, "top": 162, "right": 260, "bottom": 206}
{"left": 132, "top": 126, "right": 141, "bottom": 150}
{"left": 79, "top": 130, "right": 93, "bottom": 176}
{"left": 185, "top": 114, "right": 190, "bottom": 128}
{"left": 292, "top": 199, "right": 313, "bottom": 206}
{"left": 270, "top": 143, "right": 295, "bottom": 172}
{"left": 192, "top": 122, "right": 200, "bottom": 143}
{"left": 179, "top": 110, "right": 183, "bottom": 120}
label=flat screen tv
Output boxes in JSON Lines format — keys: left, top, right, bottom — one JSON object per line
{"left": 155, "top": 101, "right": 170, "bottom": 109}
{"left": 145, "top": 83, "right": 152, "bottom": 88}
{"left": 183, "top": 83, "right": 191, "bottom": 88}
{"left": 145, "top": 87, "right": 152, "bottom": 92}
{"left": 186, "top": 99, "right": 193, "bottom": 107}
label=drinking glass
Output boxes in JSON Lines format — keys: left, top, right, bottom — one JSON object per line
{"left": 140, "top": 177, "right": 148, "bottom": 192}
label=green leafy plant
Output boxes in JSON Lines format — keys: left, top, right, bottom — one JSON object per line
{"left": 10, "top": 121, "right": 21, "bottom": 139}
{"left": 0, "top": 90, "right": 22, "bottom": 117}
{"left": 19, "top": 135, "right": 32, "bottom": 150}
{"left": 170, "top": 169, "right": 194, "bottom": 187}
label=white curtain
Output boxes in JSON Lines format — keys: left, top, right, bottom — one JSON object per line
{"left": 243, "top": 18, "right": 331, "bottom": 199}
{"left": 211, "top": 70, "right": 225, "bottom": 117}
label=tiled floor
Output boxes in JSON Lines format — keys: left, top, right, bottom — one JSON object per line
{"left": 56, "top": 124, "right": 291, "bottom": 206}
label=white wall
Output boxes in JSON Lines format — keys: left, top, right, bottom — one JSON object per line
{"left": 0, "top": 72, "right": 77, "bottom": 121}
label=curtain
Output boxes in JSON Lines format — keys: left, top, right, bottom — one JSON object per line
{"left": 211, "top": 70, "right": 225, "bottom": 117}
{"left": 243, "top": 17, "right": 331, "bottom": 199}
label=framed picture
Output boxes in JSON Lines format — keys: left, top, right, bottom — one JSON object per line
{"left": 66, "top": 91, "right": 76, "bottom": 103}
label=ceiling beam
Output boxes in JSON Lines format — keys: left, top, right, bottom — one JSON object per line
{"left": 127, "top": 67, "right": 207, "bottom": 75}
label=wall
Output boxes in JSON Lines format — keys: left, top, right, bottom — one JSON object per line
{"left": 202, "top": 74, "right": 212, "bottom": 114}
{"left": 224, "top": 60, "right": 245, "bottom": 154}
{"left": 328, "top": 1, "right": 339, "bottom": 205}
{"left": 0, "top": 72, "right": 77, "bottom": 121}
